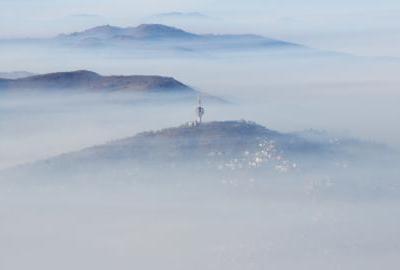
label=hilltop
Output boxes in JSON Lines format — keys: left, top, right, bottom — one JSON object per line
{"left": 2, "top": 120, "right": 392, "bottom": 184}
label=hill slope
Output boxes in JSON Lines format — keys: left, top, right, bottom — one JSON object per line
{"left": 0, "top": 70, "right": 194, "bottom": 93}
{"left": 2, "top": 121, "right": 392, "bottom": 183}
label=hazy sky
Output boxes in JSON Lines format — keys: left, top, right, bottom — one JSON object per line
{"left": 0, "top": 0, "right": 400, "bottom": 55}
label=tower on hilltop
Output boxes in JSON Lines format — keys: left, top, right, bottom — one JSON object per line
{"left": 195, "top": 95, "right": 205, "bottom": 124}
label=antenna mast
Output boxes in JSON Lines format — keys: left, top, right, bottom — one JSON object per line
{"left": 196, "top": 95, "right": 205, "bottom": 125}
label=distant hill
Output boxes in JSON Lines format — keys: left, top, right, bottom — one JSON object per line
{"left": 59, "top": 24, "right": 198, "bottom": 41}
{"left": 0, "top": 70, "right": 195, "bottom": 93}
{"left": 56, "top": 24, "right": 299, "bottom": 50}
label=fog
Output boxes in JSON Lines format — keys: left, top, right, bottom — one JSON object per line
{"left": 1, "top": 14, "right": 400, "bottom": 270}
{"left": 2, "top": 188, "right": 399, "bottom": 270}
{"left": 1, "top": 44, "right": 400, "bottom": 170}
{"left": 1, "top": 159, "right": 400, "bottom": 270}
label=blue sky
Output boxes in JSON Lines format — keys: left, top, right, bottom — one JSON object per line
{"left": 1, "top": 0, "right": 399, "bottom": 56}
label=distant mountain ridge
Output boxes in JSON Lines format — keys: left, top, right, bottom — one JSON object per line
{"left": 56, "top": 24, "right": 299, "bottom": 50}
{"left": 0, "top": 70, "right": 194, "bottom": 93}
{"left": 59, "top": 24, "right": 198, "bottom": 41}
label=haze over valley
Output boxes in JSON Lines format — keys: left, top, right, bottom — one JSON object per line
{"left": 1, "top": 1, "right": 400, "bottom": 269}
